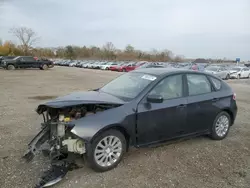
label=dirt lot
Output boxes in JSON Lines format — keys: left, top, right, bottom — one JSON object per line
{"left": 0, "top": 66, "right": 250, "bottom": 188}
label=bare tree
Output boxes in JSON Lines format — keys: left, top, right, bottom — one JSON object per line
{"left": 9, "top": 26, "right": 39, "bottom": 55}
{"left": 103, "top": 42, "right": 115, "bottom": 52}
{"left": 103, "top": 42, "right": 116, "bottom": 59}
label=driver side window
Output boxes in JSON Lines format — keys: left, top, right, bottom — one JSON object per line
{"left": 149, "top": 74, "right": 183, "bottom": 100}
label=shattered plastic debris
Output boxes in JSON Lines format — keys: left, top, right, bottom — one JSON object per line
{"left": 35, "top": 164, "right": 68, "bottom": 188}
{"left": 34, "top": 161, "right": 82, "bottom": 188}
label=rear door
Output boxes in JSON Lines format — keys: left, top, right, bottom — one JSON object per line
{"left": 136, "top": 74, "right": 188, "bottom": 145}
{"left": 242, "top": 68, "right": 250, "bottom": 78}
{"left": 185, "top": 73, "right": 219, "bottom": 134}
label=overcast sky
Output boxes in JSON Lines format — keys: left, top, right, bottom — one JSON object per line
{"left": 0, "top": 0, "right": 249, "bottom": 60}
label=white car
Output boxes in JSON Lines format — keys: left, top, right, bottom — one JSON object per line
{"left": 100, "top": 62, "right": 118, "bottom": 70}
{"left": 229, "top": 67, "right": 250, "bottom": 79}
{"left": 92, "top": 62, "right": 105, "bottom": 69}
{"left": 69, "top": 61, "right": 78, "bottom": 67}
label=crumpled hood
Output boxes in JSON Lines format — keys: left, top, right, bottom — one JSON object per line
{"left": 36, "top": 91, "right": 125, "bottom": 113}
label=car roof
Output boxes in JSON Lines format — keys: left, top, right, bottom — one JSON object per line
{"left": 132, "top": 68, "right": 208, "bottom": 76}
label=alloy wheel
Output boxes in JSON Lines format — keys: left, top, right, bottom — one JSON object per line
{"left": 94, "top": 136, "right": 122, "bottom": 167}
{"left": 215, "top": 115, "right": 229, "bottom": 137}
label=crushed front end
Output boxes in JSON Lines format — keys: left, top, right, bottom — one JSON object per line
{"left": 23, "top": 106, "right": 87, "bottom": 163}
{"left": 23, "top": 103, "right": 113, "bottom": 187}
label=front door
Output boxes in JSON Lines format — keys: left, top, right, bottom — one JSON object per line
{"left": 17, "top": 57, "right": 27, "bottom": 68}
{"left": 136, "top": 74, "right": 187, "bottom": 145}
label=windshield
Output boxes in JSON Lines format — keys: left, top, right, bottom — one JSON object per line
{"left": 206, "top": 67, "right": 219, "bottom": 71}
{"left": 99, "top": 72, "right": 157, "bottom": 100}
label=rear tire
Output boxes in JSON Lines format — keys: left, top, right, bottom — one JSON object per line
{"left": 210, "top": 111, "right": 231, "bottom": 140}
{"left": 225, "top": 74, "right": 230, "bottom": 80}
{"left": 42, "top": 64, "right": 48, "bottom": 70}
{"left": 237, "top": 74, "right": 240, "bottom": 79}
{"left": 7, "top": 64, "right": 15, "bottom": 70}
{"left": 122, "top": 69, "right": 126, "bottom": 72}
{"left": 86, "top": 129, "right": 126, "bottom": 172}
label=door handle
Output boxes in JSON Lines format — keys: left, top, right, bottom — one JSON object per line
{"left": 212, "top": 98, "right": 219, "bottom": 102}
{"left": 177, "top": 104, "right": 186, "bottom": 108}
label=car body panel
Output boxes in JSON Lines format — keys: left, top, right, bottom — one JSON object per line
{"left": 70, "top": 103, "right": 137, "bottom": 144}
{"left": 37, "top": 91, "right": 126, "bottom": 110}
{"left": 136, "top": 97, "right": 188, "bottom": 145}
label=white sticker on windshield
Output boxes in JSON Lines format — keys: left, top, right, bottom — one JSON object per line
{"left": 141, "top": 74, "right": 157, "bottom": 81}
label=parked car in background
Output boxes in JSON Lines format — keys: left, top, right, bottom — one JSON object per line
{"left": 0, "top": 56, "right": 16, "bottom": 65}
{"left": 229, "top": 67, "right": 250, "bottom": 79}
{"left": 119, "top": 61, "right": 147, "bottom": 72}
{"left": 68, "top": 60, "right": 78, "bottom": 67}
{"left": 91, "top": 62, "right": 102, "bottom": 69}
{"left": 110, "top": 62, "right": 127, "bottom": 71}
{"left": 135, "top": 62, "right": 165, "bottom": 69}
{"left": 205, "top": 66, "right": 231, "bottom": 80}
{"left": 100, "top": 62, "right": 119, "bottom": 70}
{"left": 83, "top": 62, "right": 94, "bottom": 68}
{"left": 1, "top": 56, "right": 53, "bottom": 70}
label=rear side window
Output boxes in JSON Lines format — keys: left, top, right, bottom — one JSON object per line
{"left": 187, "top": 74, "right": 212, "bottom": 96}
{"left": 209, "top": 77, "right": 222, "bottom": 90}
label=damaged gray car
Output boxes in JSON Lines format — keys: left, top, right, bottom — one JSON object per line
{"left": 24, "top": 68, "right": 237, "bottom": 187}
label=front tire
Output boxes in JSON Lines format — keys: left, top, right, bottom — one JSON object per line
{"left": 225, "top": 74, "right": 230, "bottom": 80}
{"left": 86, "top": 129, "right": 126, "bottom": 172}
{"left": 210, "top": 111, "right": 231, "bottom": 140}
{"left": 42, "top": 64, "right": 48, "bottom": 70}
{"left": 7, "top": 64, "right": 15, "bottom": 70}
{"left": 237, "top": 74, "right": 240, "bottom": 79}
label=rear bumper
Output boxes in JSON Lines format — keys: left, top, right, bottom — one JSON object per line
{"left": 231, "top": 102, "right": 238, "bottom": 125}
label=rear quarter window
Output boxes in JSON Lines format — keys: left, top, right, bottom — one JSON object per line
{"left": 209, "top": 76, "right": 222, "bottom": 90}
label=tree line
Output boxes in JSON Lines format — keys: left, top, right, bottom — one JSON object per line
{"left": 0, "top": 26, "right": 186, "bottom": 62}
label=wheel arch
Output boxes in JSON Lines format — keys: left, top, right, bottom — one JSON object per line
{"left": 221, "top": 108, "right": 235, "bottom": 125}
{"left": 90, "top": 125, "right": 131, "bottom": 151}
{"left": 6, "top": 63, "right": 16, "bottom": 70}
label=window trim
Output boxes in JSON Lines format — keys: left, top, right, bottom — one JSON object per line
{"left": 208, "top": 76, "right": 222, "bottom": 91}
{"left": 146, "top": 73, "right": 185, "bottom": 101}
{"left": 185, "top": 73, "right": 214, "bottom": 97}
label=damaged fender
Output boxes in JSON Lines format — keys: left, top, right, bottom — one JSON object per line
{"left": 70, "top": 104, "right": 137, "bottom": 144}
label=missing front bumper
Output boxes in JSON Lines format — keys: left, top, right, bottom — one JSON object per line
{"left": 23, "top": 122, "right": 86, "bottom": 187}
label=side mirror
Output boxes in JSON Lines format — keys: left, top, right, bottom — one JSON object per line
{"left": 147, "top": 94, "right": 163, "bottom": 103}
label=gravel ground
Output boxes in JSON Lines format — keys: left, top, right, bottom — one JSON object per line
{"left": 0, "top": 66, "right": 250, "bottom": 188}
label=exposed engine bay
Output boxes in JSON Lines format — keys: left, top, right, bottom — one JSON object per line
{"left": 41, "top": 103, "right": 116, "bottom": 122}
{"left": 23, "top": 103, "right": 119, "bottom": 187}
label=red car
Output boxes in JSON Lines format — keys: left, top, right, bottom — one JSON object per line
{"left": 110, "top": 63, "right": 127, "bottom": 71}
{"left": 119, "top": 61, "right": 147, "bottom": 72}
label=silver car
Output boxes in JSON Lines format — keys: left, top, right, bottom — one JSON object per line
{"left": 204, "top": 66, "right": 230, "bottom": 80}
{"left": 229, "top": 67, "right": 250, "bottom": 79}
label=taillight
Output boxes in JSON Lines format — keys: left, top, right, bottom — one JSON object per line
{"left": 233, "top": 93, "right": 236, "bottom": 100}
